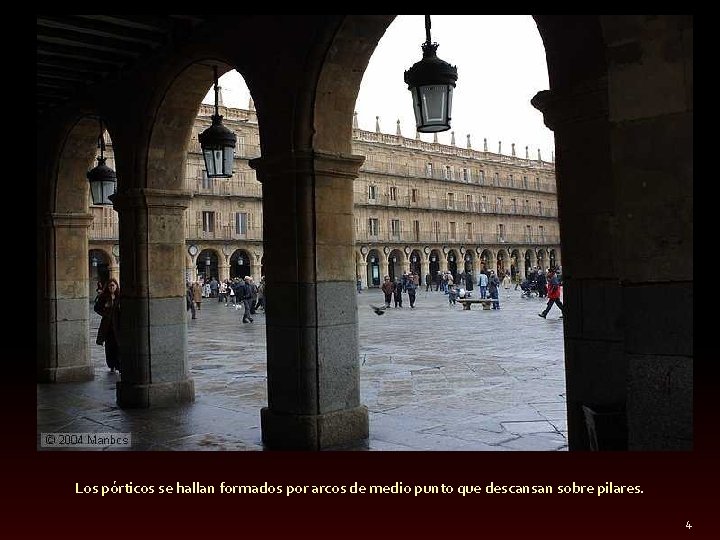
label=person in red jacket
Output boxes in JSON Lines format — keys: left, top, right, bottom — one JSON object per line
{"left": 538, "top": 269, "right": 564, "bottom": 319}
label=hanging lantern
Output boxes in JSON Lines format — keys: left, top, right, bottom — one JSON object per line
{"left": 199, "top": 65, "right": 236, "bottom": 178}
{"left": 87, "top": 119, "right": 116, "bottom": 205}
{"left": 404, "top": 15, "right": 458, "bottom": 133}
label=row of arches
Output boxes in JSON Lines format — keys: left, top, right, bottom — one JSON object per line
{"left": 88, "top": 246, "right": 264, "bottom": 292}
{"left": 358, "top": 247, "right": 559, "bottom": 286}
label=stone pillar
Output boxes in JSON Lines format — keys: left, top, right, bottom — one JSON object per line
{"left": 38, "top": 212, "right": 95, "bottom": 383}
{"left": 379, "top": 258, "right": 389, "bottom": 281}
{"left": 357, "top": 261, "right": 367, "bottom": 290}
{"left": 533, "top": 81, "right": 626, "bottom": 450}
{"left": 421, "top": 258, "right": 429, "bottom": 283}
{"left": 218, "top": 262, "right": 230, "bottom": 282}
{"left": 250, "top": 151, "right": 369, "bottom": 450}
{"left": 111, "top": 188, "right": 195, "bottom": 408}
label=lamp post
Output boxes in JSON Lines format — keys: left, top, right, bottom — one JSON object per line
{"left": 86, "top": 119, "right": 116, "bottom": 205}
{"left": 198, "top": 66, "right": 236, "bottom": 178}
{"left": 404, "top": 15, "right": 458, "bottom": 133}
{"left": 205, "top": 255, "right": 211, "bottom": 279}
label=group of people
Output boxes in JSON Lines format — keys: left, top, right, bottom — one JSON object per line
{"left": 381, "top": 272, "right": 420, "bottom": 308}
{"left": 187, "top": 276, "right": 264, "bottom": 324}
{"left": 378, "top": 266, "right": 564, "bottom": 316}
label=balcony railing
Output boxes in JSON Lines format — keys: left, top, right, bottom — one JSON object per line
{"left": 89, "top": 221, "right": 118, "bottom": 240}
{"left": 192, "top": 178, "right": 263, "bottom": 198}
{"left": 355, "top": 230, "right": 559, "bottom": 245}
{"left": 185, "top": 224, "right": 263, "bottom": 241}
{"left": 354, "top": 192, "right": 558, "bottom": 217}
{"left": 358, "top": 160, "right": 557, "bottom": 193}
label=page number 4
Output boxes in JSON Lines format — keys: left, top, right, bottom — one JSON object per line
{"left": 686, "top": 521, "right": 692, "bottom": 530}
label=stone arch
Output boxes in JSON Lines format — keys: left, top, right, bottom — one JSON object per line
{"left": 230, "top": 248, "right": 253, "bottom": 280}
{"left": 409, "top": 249, "right": 423, "bottom": 277}
{"left": 38, "top": 113, "right": 111, "bottom": 384}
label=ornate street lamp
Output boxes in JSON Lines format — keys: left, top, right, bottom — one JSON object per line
{"left": 86, "top": 118, "right": 116, "bottom": 205}
{"left": 404, "top": 15, "right": 458, "bottom": 133}
{"left": 198, "top": 65, "right": 236, "bottom": 178}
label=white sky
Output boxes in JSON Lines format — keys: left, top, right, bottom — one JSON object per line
{"left": 204, "top": 15, "right": 554, "bottom": 160}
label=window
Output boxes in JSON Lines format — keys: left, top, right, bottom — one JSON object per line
{"left": 479, "top": 170, "right": 485, "bottom": 184}
{"left": 535, "top": 177, "right": 541, "bottom": 190}
{"left": 433, "top": 221, "right": 441, "bottom": 241}
{"left": 368, "top": 184, "right": 377, "bottom": 200}
{"left": 495, "top": 197, "right": 502, "bottom": 212}
{"left": 463, "top": 168, "right": 469, "bottom": 182}
{"left": 389, "top": 186, "right": 397, "bottom": 201}
{"left": 391, "top": 219, "right": 401, "bottom": 238}
{"left": 426, "top": 163, "right": 433, "bottom": 178}
{"left": 413, "top": 220, "right": 420, "bottom": 241}
{"left": 539, "top": 225, "right": 545, "bottom": 241}
{"left": 411, "top": 188, "right": 417, "bottom": 203}
{"left": 538, "top": 201, "right": 543, "bottom": 215}
{"left": 449, "top": 221, "right": 457, "bottom": 240}
{"left": 481, "top": 195, "right": 487, "bottom": 212}
{"left": 526, "top": 225, "right": 532, "bottom": 241}
{"left": 493, "top": 172, "right": 499, "bottom": 186}
{"left": 466, "top": 194, "right": 472, "bottom": 211}
{"left": 508, "top": 174, "right": 513, "bottom": 185}
{"left": 523, "top": 175, "right": 528, "bottom": 189}
{"left": 368, "top": 218, "right": 379, "bottom": 236}
{"left": 524, "top": 199, "right": 529, "bottom": 213}
{"left": 201, "top": 169, "right": 214, "bottom": 190}
{"left": 465, "top": 222, "right": 473, "bottom": 241}
{"left": 511, "top": 199, "right": 517, "bottom": 213}
{"left": 447, "top": 192, "right": 455, "bottom": 209}
{"left": 497, "top": 224, "right": 505, "bottom": 242}
{"left": 235, "top": 212, "right": 248, "bottom": 235}
{"left": 202, "top": 211, "right": 215, "bottom": 233}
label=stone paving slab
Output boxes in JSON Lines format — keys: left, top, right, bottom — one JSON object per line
{"left": 38, "top": 286, "right": 566, "bottom": 451}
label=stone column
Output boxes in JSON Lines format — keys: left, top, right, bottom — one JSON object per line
{"left": 38, "top": 212, "right": 95, "bottom": 383}
{"left": 379, "top": 258, "right": 389, "bottom": 281}
{"left": 111, "top": 188, "right": 195, "bottom": 408}
{"left": 357, "top": 261, "right": 367, "bottom": 290}
{"left": 420, "top": 258, "right": 429, "bottom": 284}
{"left": 218, "top": 262, "right": 230, "bottom": 282}
{"left": 250, "top": 151, "right": 369, "bottom": 450}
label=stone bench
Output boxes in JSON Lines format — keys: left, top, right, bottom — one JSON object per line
{"left": 458, "top": 298, "right": 495, "bottom": 310}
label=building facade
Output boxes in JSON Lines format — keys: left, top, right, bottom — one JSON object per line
{"left": 89, "top": 102, "right": 560, "bottom": 292}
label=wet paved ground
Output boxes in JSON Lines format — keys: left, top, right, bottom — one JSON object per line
{"left": 38, "top": 285, "right": 566, "bottom": 451}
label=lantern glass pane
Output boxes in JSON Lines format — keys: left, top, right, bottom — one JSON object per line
{"left": 223, "top": 147, "right": 234, "bottom": 177}
{"left": 411, "top": 88, "right": 422, "bottom": 127}
{"left": 213, "top": 150, "right": 223, "bottom": 175}
{"left": 420, "top": 85, "right": 447, "bottom": 123}
{"left": 203, "top": 149, "right": 217, "bottom": 177}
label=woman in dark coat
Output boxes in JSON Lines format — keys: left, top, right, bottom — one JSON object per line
{"left": 94, "top": 278, "right": 121, "bottom": 372}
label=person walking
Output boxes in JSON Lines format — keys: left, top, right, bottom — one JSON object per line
{"left": 191, "top": 281, "right": 203, "bottom": 311}
{"left": 94, "top": 278, "right": 121, "bottom": 373}
{"left": 381, "top": 276, "right": 394, "bottom": 308}
{"left": 186, "top": 281, "right": 196, "bottom": 319}
{"left": 488, "top": 270, "right": 501, "bottom": 309}
{"left": 539, "top": 269, "right": 564, "bottom": 319}
{"left": 393, "top": 278, "right": 403, "bottom": 308}
{"left": 502, "top": 271, "right": 511, "bottom": 290}
{"left": 241, "top": 276, "right": 254, "bottom": 323}
{"left": 425, "top": 272, "right": 432, "bottom": 292}
{"left": 406, "top": 275, "right": 417, "bottom": 308}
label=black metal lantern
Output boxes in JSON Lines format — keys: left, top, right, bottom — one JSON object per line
{"left": 86, "top": 119, "right": 116, "bottom": 205}
{"left": 404, "top": 15, "right": 458, "bottom": 133}
{"left": 198, "top": 66, "right": 236, "bottom": 178}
